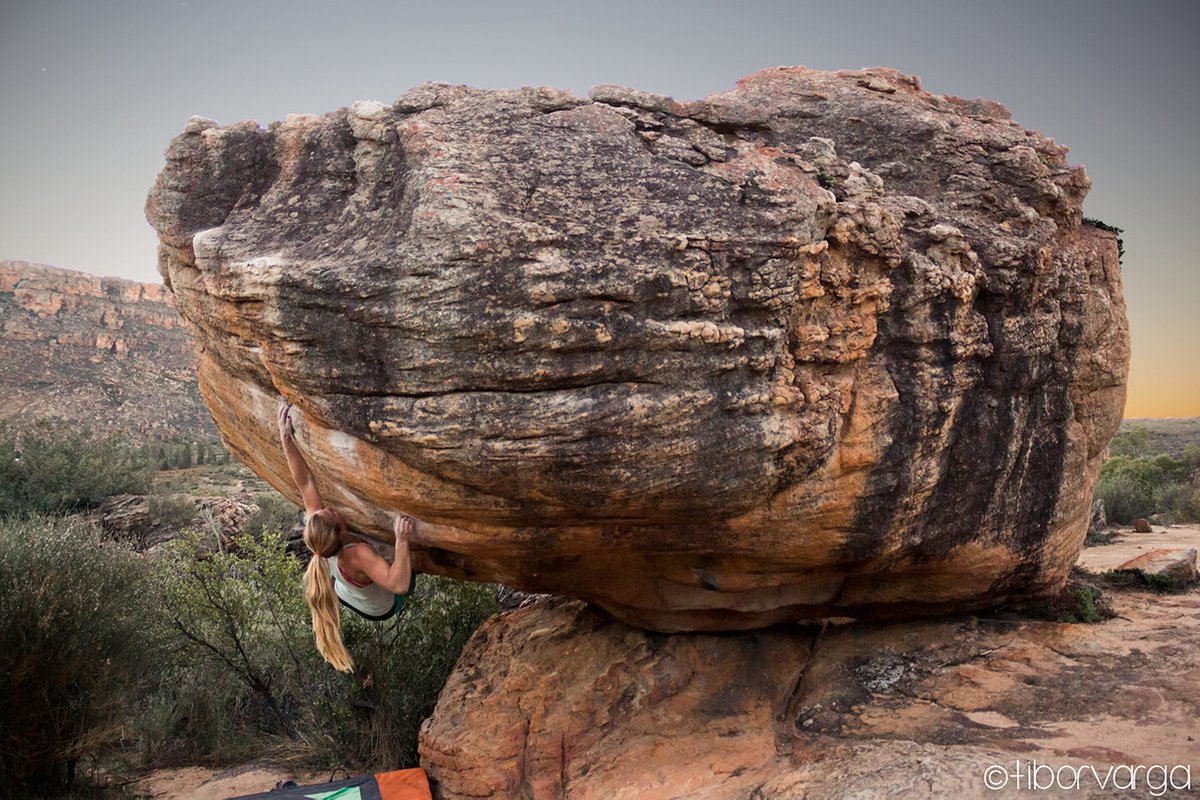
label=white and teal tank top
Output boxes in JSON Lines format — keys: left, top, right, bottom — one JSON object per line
{"left": 327, "top": 529, "right": 396, "bottom": 617}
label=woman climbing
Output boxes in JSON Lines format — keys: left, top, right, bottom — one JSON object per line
{"left": 277, "top": 402, "right": 418, "bottom": 672}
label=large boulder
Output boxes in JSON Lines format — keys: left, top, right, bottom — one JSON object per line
{"left": 145, "top": 66, "right": 1129, "bottom": 631}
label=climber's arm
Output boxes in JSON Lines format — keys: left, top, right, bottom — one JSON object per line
{"left": 344, "top": 515, "right": 414, "bottom": 594}
{"left": 278, "top": 404, "right": 324, "bottom": 514}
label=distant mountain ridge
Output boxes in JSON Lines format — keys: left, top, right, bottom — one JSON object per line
{"left": 0, "top": 259, "right": 215, "bottom": 440}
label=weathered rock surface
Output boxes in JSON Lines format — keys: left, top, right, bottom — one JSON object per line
{"left": 1116, "top": 547, "right": 1198, "bottom": 585}
{"left": 97, "top": 492, "right": 265, "bottom": 551}
{"left": 420, "top": 581, "right": 1200, "bottom": 799}
{"left": 0, "top": 260, "right": 214, "bottom": 439}
{"left": 1088, "top": 498, "right": 1108, "bottom": 537}
{"left": 1077, "top": 524, "right": 1200, "bottom": 575}
{"left": 145, "top": 66, "right": 1129, "bottom": 630}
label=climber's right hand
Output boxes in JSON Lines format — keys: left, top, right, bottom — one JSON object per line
{"left": 393, "top": 513, "right": 415, "bottom": 544}
{"left": 277, "top": 403, "right": 295, "bottom": 442}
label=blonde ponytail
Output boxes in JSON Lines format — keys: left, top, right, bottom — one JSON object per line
{"left": 305, "top": 554, "right": 354, "bottom": 672}
{"left": 302, "top": 509, "right": 353, "bottom": 672}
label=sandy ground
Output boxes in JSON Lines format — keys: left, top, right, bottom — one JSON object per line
{"left": 1076, "top": 522, "right": 1200, "bottom": 572}
{"left": 131, "top": 763, "right": 326, "bottom": 799}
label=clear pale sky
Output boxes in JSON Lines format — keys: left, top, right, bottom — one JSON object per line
{"left": 1, "top": 0, "right": 1196, "bottom": 417}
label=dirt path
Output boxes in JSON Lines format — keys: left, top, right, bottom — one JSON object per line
{"left": 1077, "top": 523, "right": 1200, "bottom": 572}
{"left": 131, "top": 763, "right": 326, "bottom": 799}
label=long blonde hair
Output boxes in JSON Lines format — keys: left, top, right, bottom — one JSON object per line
{"left": 303, "top": 510, "right": 354, "bottom": 672}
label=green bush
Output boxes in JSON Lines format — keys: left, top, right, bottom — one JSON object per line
{"left": 1095, "top": 450, "right": 1198, "bottom": 525}
{"left": 1101, "top": 452, "right": 1190, "bottom": 488}
{"left": 142, "top": 437, "right": 232, "bottom": 471}
{"left": 1149, "top": 453, "right": 1192, "bottom": 484}
{"left": 0, "top": 419, "right": 152, "bottom": 517}
{"left": 133, "top": 664, "right": 264, "bottom": 767}
{"left": 0, "top": 436, "right": 499, "bottom": 784}
{"left": 1102, "top": 568, "right": 1193, "bottom": 593}
{"left": 1099, "top": 454, "right": 1165, "bottom": 489}
{"left": 153, "top": 529, "right": 498, "bottom": 770}
{"left": 145, "top": 494, "right": 198, "bottom": 530}
{"left": 339, "top": 574, "right": 500, "bottom": 769}
{"left": 1004, "top": 567, "right": 1114, "bottom": 623}
{"left": 1095, "top": 472, "right": 1154, "bottom": 524}
{"left": 1057, "top": 584, "right": 1106, "bottom": 624}
{"left": 157, "top": 531, "right": 321, "bottom": 741}
{"left": 0, "top": 515, "right": 162, "bottom": 796}
{"left": 1107, "top": 425, "right": 1148, "bottom": 457}
{"left": 1152, "top": 483, "right": 1200, "bottom": 523}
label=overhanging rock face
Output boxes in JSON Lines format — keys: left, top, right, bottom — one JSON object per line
{"left": 145, "top": 66, "right": 1129, "bottom": 631}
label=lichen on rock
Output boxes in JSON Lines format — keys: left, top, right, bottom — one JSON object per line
{"left": 145, "top": 65, "right": 1129, "bottom": 631}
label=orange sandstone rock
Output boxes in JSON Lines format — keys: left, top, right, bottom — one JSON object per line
{"left": 145, "top": 66, "right": 1129, "bottom": 631}
{"left": 420, "top": 590, "right": 1200, "bottom": 798}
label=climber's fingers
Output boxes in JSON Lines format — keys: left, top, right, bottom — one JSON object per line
{"left": 393, "top": 513, "right": 415, "bottom": 542}
{"left": 277, "top": 402, "right": 295, "bottom": 439}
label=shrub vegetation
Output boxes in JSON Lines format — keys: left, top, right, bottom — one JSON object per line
{"left": 0, "top": 420, "right": 152, "bottom": 516}
{"left": 239, "top": 491, "right": 302, "bottom": 538}
{"left": 0, "top": 515, "right": 162, "bottom": 796}
{"left": 0, "top": 420, "right": 501, "bottom": 795}
{"left": 2, "top": 519, "right": 498, "bottom": 796}
{"left": 1095, "top": 426, "right": 1200, "bottom": 524}
{"left": 151, "top": 529, "right": 498, "bottom": 771}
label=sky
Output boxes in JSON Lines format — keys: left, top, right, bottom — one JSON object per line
{"left": 0, "top": 0, "right": 1196, "bottom": 418}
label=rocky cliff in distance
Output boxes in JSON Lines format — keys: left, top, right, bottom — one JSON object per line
{"left": 0, "top": 260, "right": 214, "bottom": 440}
{"left": 145, "top": 65, "right": 1129, "bottom": 631}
